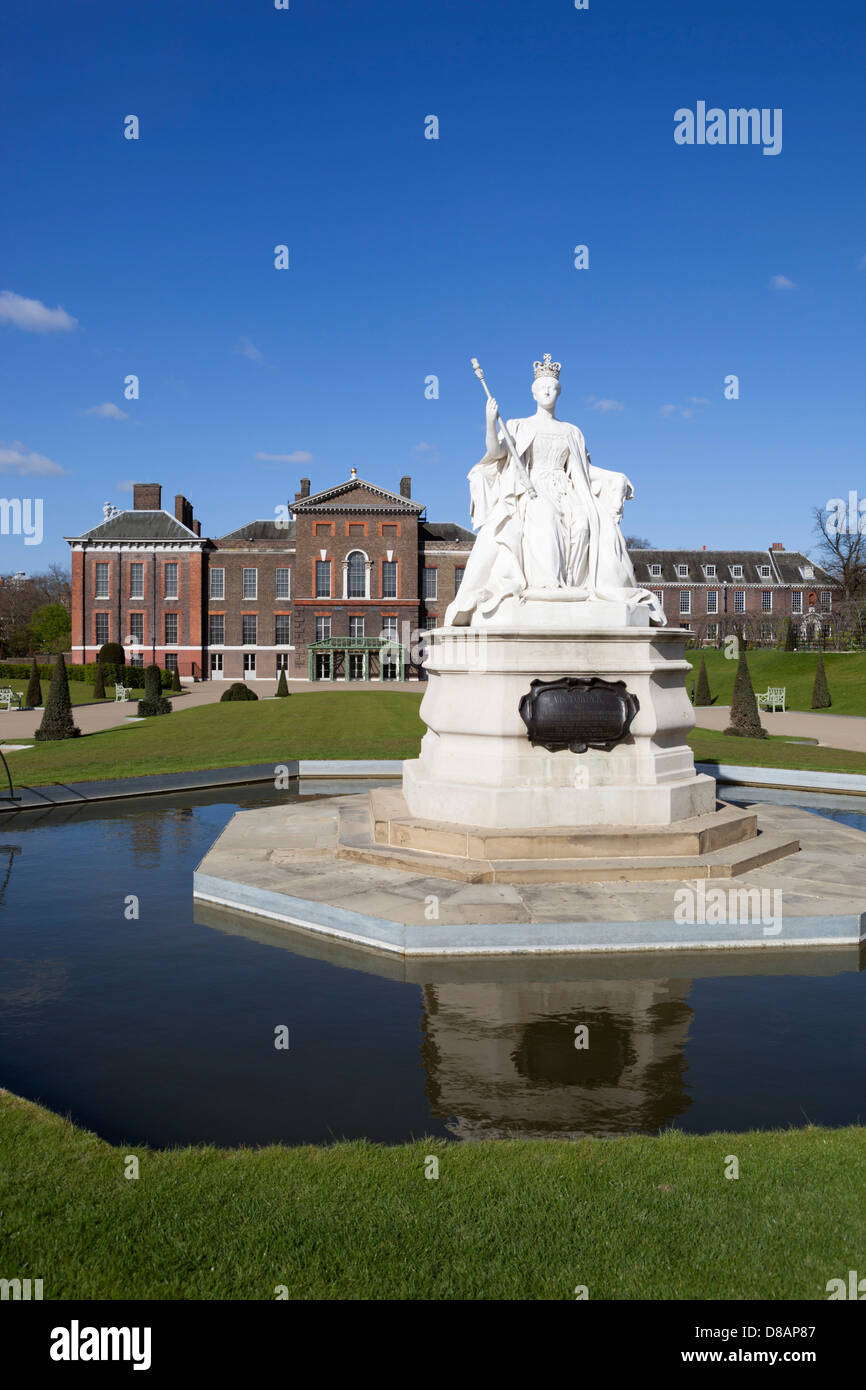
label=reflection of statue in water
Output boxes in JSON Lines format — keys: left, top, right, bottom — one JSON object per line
{"left": 445, "top": 356, "right": 665, "bottom": 628}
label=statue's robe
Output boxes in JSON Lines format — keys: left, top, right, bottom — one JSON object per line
{"left": 444, "top": 415, "right": 665, "bottom": 627}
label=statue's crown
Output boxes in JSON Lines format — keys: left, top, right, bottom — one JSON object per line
{"left": 533, "top": 354, "right": 561, "bottom": 380}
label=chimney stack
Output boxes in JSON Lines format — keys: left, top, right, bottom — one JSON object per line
{"left": 133, "top": 483, "right": 162, "bottom": 511}
{"left": 400, "top": 476, "right": 412, "bottom": 498}
{"left": 299, "top": 478, "right": 311, "bottom": 498}
{"left": 174, "top": 494, "right": 194, "bottom": 531}
{"left": 192, "top": 520, "right": 201, "bottom": 537}
{"left": 770, "top": 542, "right": 785, "bottom": 551}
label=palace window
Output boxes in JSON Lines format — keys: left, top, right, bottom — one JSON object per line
{"left": 455, "top": 567, "right": 465, "bottom": 593}
{"left": 704, "top": 564, "right": 716, "bottom": 578}
{"left": 381, "top": 616, "right": 399, "bottom": 640}
{"left": 95, "top": 563, "right": 110, "bottom": 599}
{"left": 760, "top": 623, "right": 773, "bottom": 642}
{"left": 315, "top": 616, "right": 331, "bottom": 641}
{"left": 95, "top": 613, "right": 110, "bottom": 644}
{"left": 346, "top": 551, "right": 367, "bottom": 599}
{"left": 730, "top": 565, "right": 743, "bottom": 579}
{"left": 734, "top": 590, "right": 745, "bottom": 613}
{"left": 210, "top": 568, "right": 225, "bottom": 599}
{"left": 348, "top": 523, "right": 366, "bottom": 537}
{"left": 165, "top": 653, "right": 178, "bottom": 672}
{"left": 423, "top": 567, "right": 438, "bottom": 601}
{"left": 274, "top": 615, "right": 291, "bottom": 645}
{"left": 679, "top": 590, "right": 690, "bottom": 615}
{"left": 706, "top": 590, "right": 718, "bottom": 614}
{"left": 761, "top": 591, "right": 773, "bottom": 612}
{"left": 652, "top": 590, "right": 664, "bottom": 607}
{"left": 349, "top": 616, "right": 365, "bottom": 638}
{"left": 164, "top": 613, "right": 178, "bottom": 645}
{"left": 209, "top": 614, "right": 224, "bottom": 645}
{"left": 382, "top": 561, "right": 398, "bottom": 598}
{"left": 820, "top": 591, "right": 832, "bottom": 613}
{"left": 706, "top": 622, "right": 718, "bottom": 640}
{"left": 382, "top": 524, "right": 398, "bottom": 537}
{"left": 802, "top": 565, "right": 814, "bottom": 579}
{"left": 759, "top": 565, "right": 771, "bottom": 578}
{"left": 129, "top": 653, "right": 144, "bottom": 668}
{"left": 276, "top": 653, "right": 290, "bottom": 671}
{"left": 164, "top": 563, "right": 178, "bottom": 599}
{"left": 128, "top": 613, "right": 144, "bottom": 644}
{"left": 792, "top": 592, "right": 803, "bottom": 614}
{"left": 242, "top": 568, "right": 257, "bottom": 600}
{"left": 315, "top": 560, "right": 331, "bottom": 598}
{"left": 275, "top": 567, "right": 291, "bottom": 600}
{"left": 129, "top": 563, "right": 144, "bottom": 599}
{"left": 649, "top": 563, "right": 662, "bottom": 577}
{"left": 676, "top": 564, "right": 688, "bottom": 578}
{"left": 242, "top": 615, "right": 257, "bottom": 645}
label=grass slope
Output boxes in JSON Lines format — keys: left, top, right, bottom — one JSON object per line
{"left": 5, "top": 691, "right": 426, "bottom": 785}
{"left": 1, "top": 1092, "right": 862, "bottom": 1300}
{"left": 686, "top": 649, "right": 866, "bottom": 716}
{"left": 689, "top": 728, "right": 866, "bottom": 775}
{"left": 3, "top": 678, "right": 111, "bottom": 707}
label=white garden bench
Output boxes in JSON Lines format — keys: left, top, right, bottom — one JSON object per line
{"left": 756, "top": 686, "right": 786, "bottom": 712}
{"left": 114, "top": 684, "right": 133, "bottom": 702}
{"left": 0, "top": 688, "right": 23, "bottom": 710}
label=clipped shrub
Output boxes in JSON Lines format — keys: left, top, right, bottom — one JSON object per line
{"left": 220, "top": 682, "right": 258, "bottom": 702}
{"left": 92, "top": 662, "right": 106, "bottom": 699}
{"left": 275, "top": 668, "right": 290, "bottom": 697}
{"left": 170, "top": 667, "right": 182, "bottom": 693}
{"left": 785, "top": 619, "right": 797, "bottom": 652}
{"left": 811, "top": 651, "right": 831, "bottom": 708}
{"left": 97, "top": 642, "right": 125, "bottom": 669}
{"left": 25, "top": 658, "right": 43, "bottom": 709}
{"left": 694, "top": 656, "right": 712, "bottom": 706}
{"left": 723, "top": 650, "right": 767, "bottom": 738}
{"left": 35, "top": 653, "right": 80, "bottom": 741}
{"left": 137, "top": 664, "right": 172, "bottom": 717}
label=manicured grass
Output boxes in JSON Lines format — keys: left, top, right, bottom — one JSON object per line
{"left": 3, "top": 678, "right": 111, "bottom": 708}
{"left": 1, "top": 1091, "right": 862, "bottom": 1300}
{"left": 690, "top": 727, "right": 866, "bottom": 775}
{"left": 5, "top": 690, "right": 426, "bottom": 785}
{"left": 686, "top": 648, "right": 866, "bottom": 716}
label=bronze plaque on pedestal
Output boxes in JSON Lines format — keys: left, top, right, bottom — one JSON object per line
{"left": 519, "top": 676, "right": 639, "bottom": 753}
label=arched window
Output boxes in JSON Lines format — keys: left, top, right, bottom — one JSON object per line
{"left": 346, "top": 550, "right": 368, "bottom": 599}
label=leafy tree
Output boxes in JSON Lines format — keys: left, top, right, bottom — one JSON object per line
{"left": 724, "top": 650, "right": 767, "bottom": 738}
{"left": 275, "top": 668, "right": 290, "bottom": 697}
{"left": 35, "top": 653, "right": 80, "bottom": 740}
{"left": 25, "top": 657, "right": 42, "bottom": 708}
{"left": 811, "top": 651, "right": 831, "bottom": 708}
{"left": 28, "top": 602, "right": 71, "bottom": 654}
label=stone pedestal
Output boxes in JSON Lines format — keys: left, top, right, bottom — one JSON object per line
{"left": 402, "top": 622, "right": 716, "bottom": 829}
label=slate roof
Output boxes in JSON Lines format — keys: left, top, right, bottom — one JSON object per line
{"left": 216, "top": 519, "right": 296, "bottom": 543}
{"left": 67, "top": 510, "right": 201, "bottom": 542}
{"left": 626, "top": 548, "right": 837, "bottom": 586}
{"left": 420, "top": 521, "right": 475, "bottom": 544}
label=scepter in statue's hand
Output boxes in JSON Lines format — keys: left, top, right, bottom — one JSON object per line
{"left": 470, "top": 357, "right": 537, "bottom": 499}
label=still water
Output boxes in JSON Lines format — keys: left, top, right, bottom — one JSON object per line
{"left": 0, "top": 783, "right": 863, "bottom": 1147}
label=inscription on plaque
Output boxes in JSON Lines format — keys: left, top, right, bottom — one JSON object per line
{"left": 519, "top": 676, "right": 639, "bottom": 753}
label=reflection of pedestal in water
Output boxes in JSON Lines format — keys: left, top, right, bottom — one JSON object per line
{"left": 421, "top": 977, "right": 694, "bottom": 1138}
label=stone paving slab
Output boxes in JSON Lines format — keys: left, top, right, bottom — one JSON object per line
{"left": 192, "top": 794, "right": 866, "bottom": 957}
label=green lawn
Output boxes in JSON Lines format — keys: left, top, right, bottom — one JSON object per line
{"left": 686, "top": 647, "right": 866, "bottom": 716}
{"left": 3, "top": 677, "right": 111, "bottom": 708}
{"left": 5, "top": 690, "right": 426, "bottom": 785}
{"left": 690, "top": 727, "right": 866, "bottom": 775}
{"left": 4, "top": 690, "right": 866, "bottom": 786}
{"left": 1, "top": 1091, "right": 862, "bottom": 1300}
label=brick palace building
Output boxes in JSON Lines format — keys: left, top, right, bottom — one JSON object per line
{"left": 67, "top": 475, "right": 840, "bottom": 680}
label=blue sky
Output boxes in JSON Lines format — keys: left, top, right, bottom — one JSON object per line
{"left": 1, "top": 0, "right": 864, "bottom": 569}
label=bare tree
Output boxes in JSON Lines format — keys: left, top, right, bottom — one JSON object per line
{"left": 812, "top": 504, "right": 866, "bottom": 600}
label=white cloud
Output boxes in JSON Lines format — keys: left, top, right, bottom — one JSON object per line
{"left": 255, "top": 450, "right": 313, "bottom": 464}
{"left": 0, "top": 289, "right": 78, "bottom": 333}
{"left": 659, "top": 404, "right": 678, "bottom": 417}
{"left": 0, "top": 441, "right": 67, "bottom": 476}
{"left": 235, "top": 336, "right": 264, "bottom": 363}
{"left": 412, "top": 442, "right": 436, "bottom": 452}
{"left": 117, "top": 480, "right": 135, "bottom": 493}
{"left": 769, "top": 274, "right": 796, "bottom": 290}
{"left": 592, "top": 398, "right": 625, "bottom": 413}
{"left": 858, "top": 253, "right": 866, "bottom": 270}
{"left": 83, "top": 402, "right": 129, "bottom": 420}
{"left": 688, "top": 396, "right": 711, "bottom": 405}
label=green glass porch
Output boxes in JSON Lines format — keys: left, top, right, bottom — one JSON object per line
{"left": 307, "top": 636, "right": 406, "bottom": 682}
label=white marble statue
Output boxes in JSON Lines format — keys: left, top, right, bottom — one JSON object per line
{"left": 444, "top": 356, "right": 665, "bottom": 627}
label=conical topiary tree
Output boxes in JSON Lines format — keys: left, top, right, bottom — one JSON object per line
{"left": 35, "top": 652, "right": 80, "bottom": 741}
{"left": 785, "top": 618, "right": 797, "bottom": 652}
{"left": 25, "top": 657, "right": 42, "bottom": 709}
{"left": 275, "top": 667, "right": 290, "bottom": 697}
{"left": 694, "top": 656, "right": 712, "bottom": 706}
{"left": 170, "top": 666, "right": 182, "bottom": 693}
{"left": 137, "top": 664, "right": 172, "bottom": 717}
{"left": 811, "top": 650, "right": 831, "bottom": 708}
{"left": 92, "top": 662, "right": 106, "bottom": 699}
{"left": 724, "top": 649, "right": 767, "bottom": 738}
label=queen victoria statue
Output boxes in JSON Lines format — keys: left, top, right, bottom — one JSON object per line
{"left": 444, "top": 356, "right": 665, "bottom": 628}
